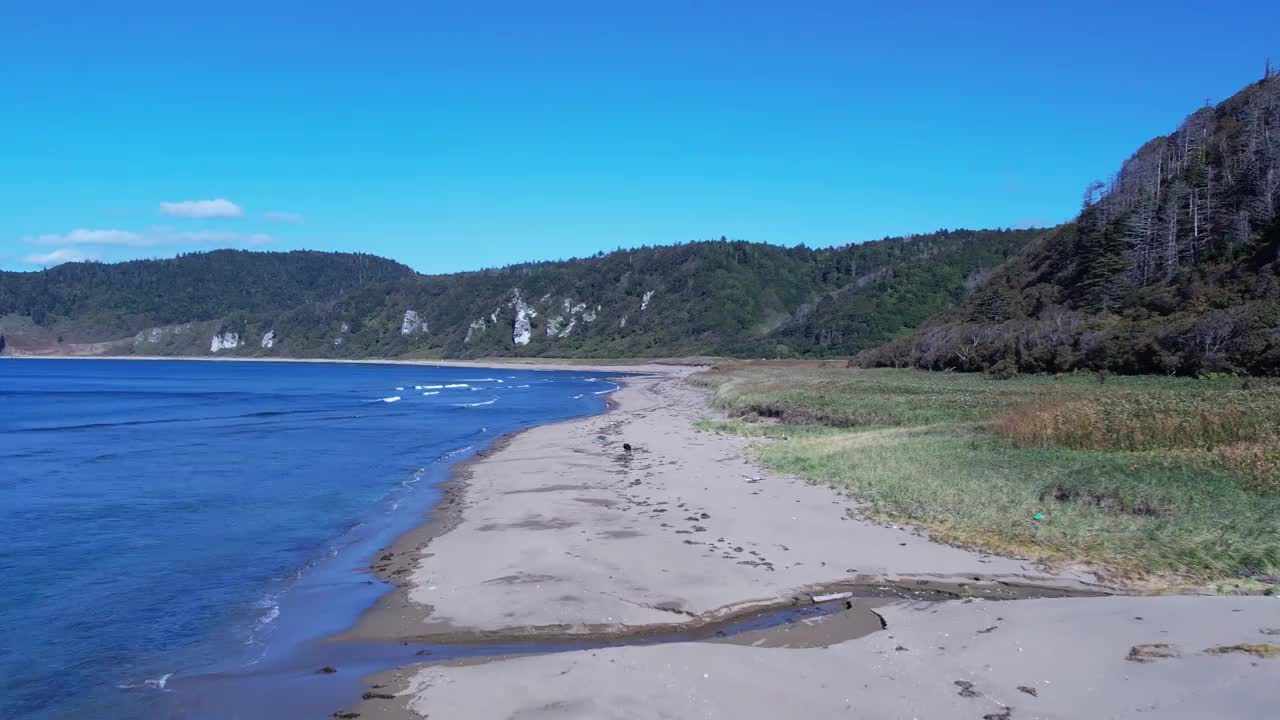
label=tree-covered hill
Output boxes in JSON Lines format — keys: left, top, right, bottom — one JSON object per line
{"left": 0, "top": 249, "right": 413, "bottom": 333}
{"left": 0, "top": 229, "right": 1040, "bottom": 359}
{"left": 858, "top": 71, "right": 1280, "bottom": 375}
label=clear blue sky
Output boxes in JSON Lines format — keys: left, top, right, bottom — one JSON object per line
{"left": 2, "top": 1, "right": 1277, "bottom": 273}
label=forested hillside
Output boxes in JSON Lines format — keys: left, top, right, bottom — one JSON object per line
{"left": 859, "top": 71, "right": 1280, "bottom": 375}
{"left": 0, "top": 229, "right": 1037, "bottom": 359}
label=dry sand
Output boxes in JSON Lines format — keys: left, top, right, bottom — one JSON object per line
{"left": 340, "top": 369, "right": 1279, "bottom": 719}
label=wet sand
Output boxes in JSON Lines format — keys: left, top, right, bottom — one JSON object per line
{"left": 337, "top": 369, "right": 1278, "bottom": 719}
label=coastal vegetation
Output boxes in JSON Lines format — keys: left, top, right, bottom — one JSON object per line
{"left": 692, "top": 364, "right": 1280, "bottom": 585}
{"left": 0, "top": 228, "right": 1036, "bottom": 359}
{"left": 859, "top": 72, "right": 1280, "bottom": 376}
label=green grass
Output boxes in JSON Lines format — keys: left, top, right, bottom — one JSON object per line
{"left": 693, "top": 366, "right": 1280, "bottom": 584}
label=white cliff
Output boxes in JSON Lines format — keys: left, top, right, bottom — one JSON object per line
{"left": 261, "top": 330, "right": 276, "bottom": 349}
{"left": 641, "top": 289, "right": 656, "bottom": 311}
{"left": 210, "top": 331, "right": 241, "bottom": 352}
{"left": 548, "top": 300, "right": 591, "bottom": 337}
{"left": 401, "top": 310, "right": 427, "bottom": 335}
{"left": 134, "top": 327, "right": 165, "bottom": 344}
{"left": 511, "top": 290, "right": 536, "bottom": 345}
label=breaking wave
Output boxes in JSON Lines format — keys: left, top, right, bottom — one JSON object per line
{"left": 454, "top": 398, "right": 498, "bottom": 408}
{"left": 436, "top": 445, "right": 475, "bottom": 462}
{"left": 117, "top": 672, "right": 173, "bottom": 691}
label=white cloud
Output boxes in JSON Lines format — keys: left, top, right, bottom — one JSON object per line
{"left": 263, "top": 211, "right": 304, "bottom": 223}
{"left": 159, "top": 198, "right": 244, "bottom": 218}
{"left": 24, "top": 226, "right": 271, "bottom": 249}
{"left": 19, "top": 227, "right": 272, "bottom": 260}
{"left": 24, "top": 248, "right": 98, "bottom": 265}
{"left": 29, "top": 228, "right": 148, "bottom": 246}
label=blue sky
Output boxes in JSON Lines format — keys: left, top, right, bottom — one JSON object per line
{"left": 2, "top": 1, "right": 1277, "bottom": 273}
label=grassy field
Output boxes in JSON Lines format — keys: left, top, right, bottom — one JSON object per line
{"left": 691, "top": 364, "right": 1280, "bottom": 588}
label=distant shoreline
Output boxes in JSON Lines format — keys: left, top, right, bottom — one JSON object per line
{"left": 5, "top": 353, "right": 703, "bottom": 374}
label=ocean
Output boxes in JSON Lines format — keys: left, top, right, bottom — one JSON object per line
{"left": 0, "top": 359, "right": 617, "bottom": 719}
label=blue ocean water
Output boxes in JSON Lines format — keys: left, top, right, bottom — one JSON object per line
{"left": 0, "top": 359, "right": 616, "bottom": 719}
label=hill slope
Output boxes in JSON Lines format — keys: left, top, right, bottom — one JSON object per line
{"left": 858, "top": 72, "right": 1280, "bottom": 375}
{"left": 0, "top": 229, "right": 1038, "bottom": 359}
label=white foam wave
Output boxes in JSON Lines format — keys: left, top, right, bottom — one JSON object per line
{"left": 460, "top": 377, "right": 498, "bottom": 382}
{"left": 380, "top": 396, "right": 402, "bottom": 403}
{"left": 444, "top": 383, "right": 469, "bottom": 389}
{"left": 572, "top": 394, "right": 584, "bottom": 399}
{"left": 454, "top": 398, "right": 498, "bottom": 407}
{"left": 118, "top": 672, "right": 174, "bottom": 691}
{"left": 395, "top": 386, "right": 404, "bottom": 391}
{"left": 253, "top": 598, "right": 281, "bottom": 626}
{"left": 516, "top": 384, "right": 530, "bottom": 388}
{"left": 593, "top": 383, "right": 621, "bottom": 395}
{"left": 402, "top": 468, "right": 425, "bottom": 488}
{"left": 421, "top": 391, "right": 440, "bottom": 396}
{"left": 437, "top": 444, "right": 475, "bottom": 462}
{"left": 416, "top": 384, "right": 443, "bottom": 390}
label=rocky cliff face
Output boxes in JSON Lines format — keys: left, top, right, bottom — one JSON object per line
{"left": 511, "top": 291, "right": 535, "bottom": 345}
{"left": 400, "top": 310, "right": 427, "bottom": 335}
{"left": 210, "top": 331, "right": 241, "bottom": 352}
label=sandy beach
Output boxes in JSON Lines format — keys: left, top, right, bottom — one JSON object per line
{"left": 321, "top": 367, "right": 1278, "bottom": 719}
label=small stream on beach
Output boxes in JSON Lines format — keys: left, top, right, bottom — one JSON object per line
{"left": 1, "top": 359, "right": 620, "bottom": 720}
{"left": 173, "top": 578, "right": 1103, "bottom": 718}
{"left": 175, "top": 596, "right": 883, "bottom": 719}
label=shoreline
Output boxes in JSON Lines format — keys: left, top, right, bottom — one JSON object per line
{"left": 338, "top": 395, "right": 1104, "bottom": 647}
{"left": 166, "top": 365, "right": 648, "bottom": 719}
{"left": 332, "top": 370, "right": 1082, "bottom": 716}
{"left": 334, "top": 392, "right": 628, "bottom": 646}
{"left": 328, "top": 368, "right": 1277, "bottom": 720}
{"left": 3, "top": 353, "right": 701, "bottom": 374}
{"left": 345, "top": 368, "right": 1101, "bottom": 639}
